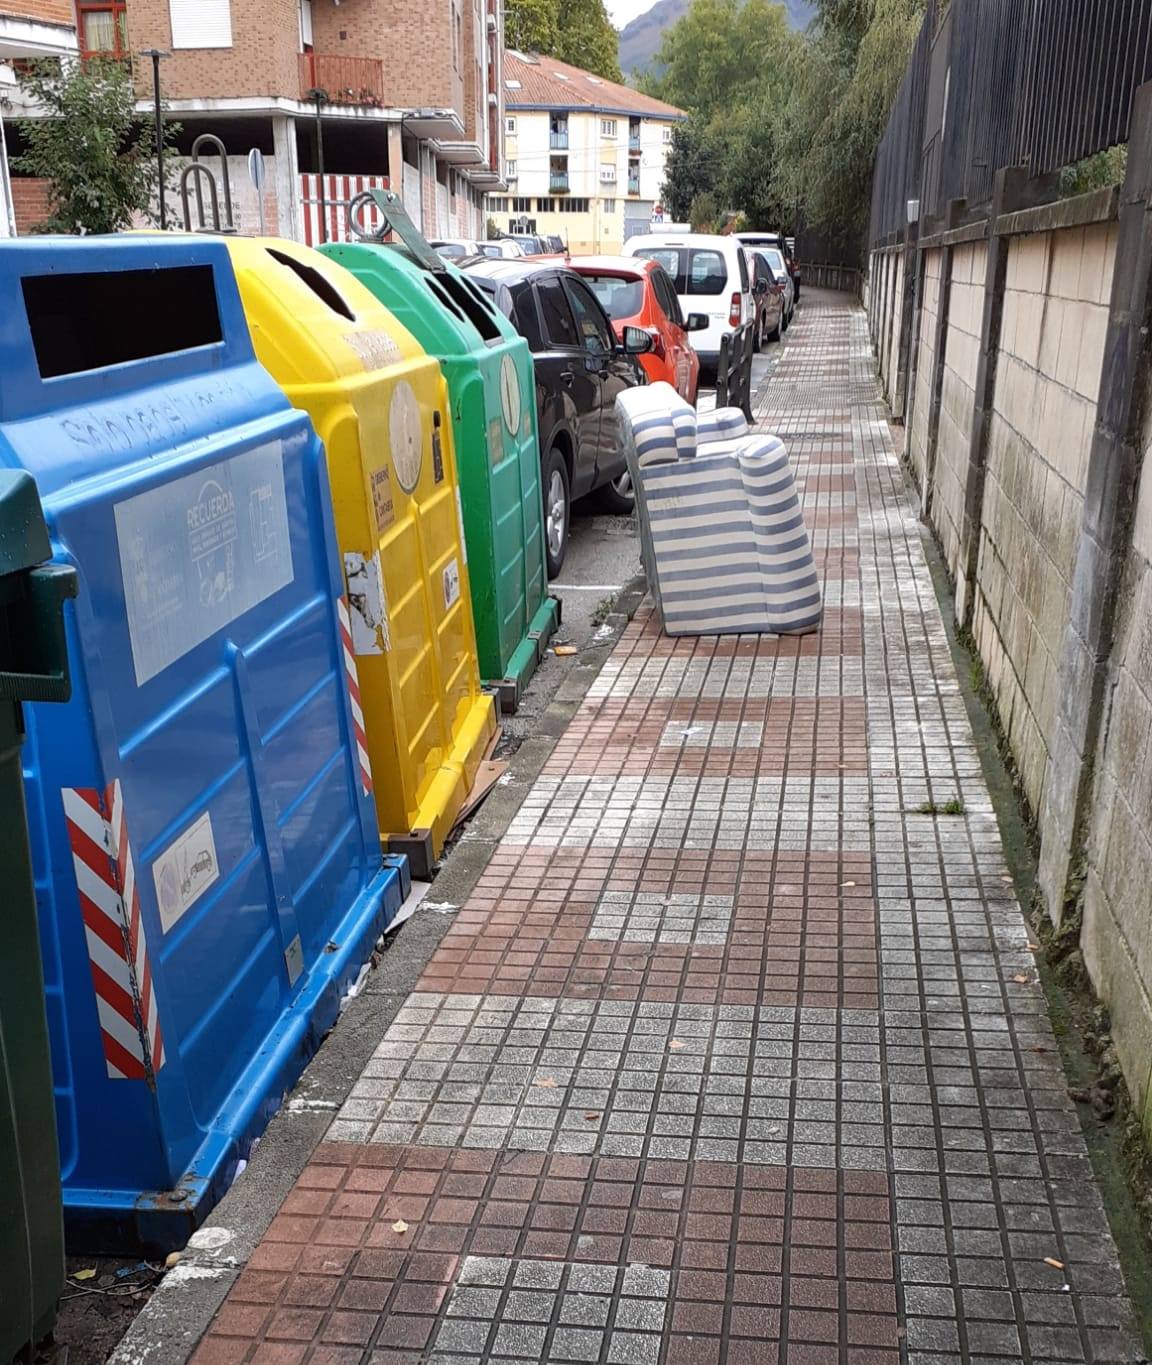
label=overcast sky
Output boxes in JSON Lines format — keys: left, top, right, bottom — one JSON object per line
{"left": 607, "top": 0, "right": 658, "bottom": 29}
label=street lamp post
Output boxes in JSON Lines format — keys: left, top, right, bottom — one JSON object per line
{"left": 141, "top": 48, "right": 169, "bottom": 229}
{"left": 307, "top": 87, "right": 329, "bottom": 243}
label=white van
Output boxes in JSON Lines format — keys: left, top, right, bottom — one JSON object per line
{"left": 621, "top": 232, "right": 753, "bottom": 371}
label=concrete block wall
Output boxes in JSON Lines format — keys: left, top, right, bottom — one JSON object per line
{"left": 970, "top": 223, "right": 1116, "bottom": 814}
{"left": 884, "top": 252, "right": 905, "bottom": 405}
{"left": 907, "top": 246, "right": 942, "bottom": 492}
{"left": 931, "top": 240, "right": 986, "bottom": 583}
{"left": 1081, "top": 451, "right": 1152, "bottom": 1128}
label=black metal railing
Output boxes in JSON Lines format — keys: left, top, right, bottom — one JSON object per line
{"left": 869, "top": 0, "right": 1152, "bottom": 246}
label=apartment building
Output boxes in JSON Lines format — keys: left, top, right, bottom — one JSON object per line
{"left": 0, "top": 0, "right": 78, "bottom": 233}
{"left": 7, "top": 0, "right": 506, "bottom": 239}
{"left": 490, "top": 50, "right": 684, "bottom": 254}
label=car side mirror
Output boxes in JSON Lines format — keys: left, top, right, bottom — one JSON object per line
{"left": 621, "top": 325, "right": 653, "bottom": 355}
{"left": 753, "top": 278, "right": 769, "bottom": 296}
{"left": 685, "top": 313, "right": 709, "bottom": 332}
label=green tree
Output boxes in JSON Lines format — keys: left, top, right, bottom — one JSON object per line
{"left": 15, "top": 57, "right": 179, "bottom": 234}
{"left": 643, "top": 0, "right": 798, "bottom": 120}
{"left": 660, "top": 119, "right": 720, "bottom": 221}
{"left": 505, "top": 0, "right": 622, "bottom": 81}
{"left": 554, "top": 0, "right": 622, "bottom": 80}
{"left": 649, "top": 0, "right": 925, "bottom": 255}
{"left": 505, "top": 0, "right": 558, "bottom": 55}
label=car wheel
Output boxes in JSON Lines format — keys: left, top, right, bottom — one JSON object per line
{"left": 543, "top": 448, "right": 571, "bottom": 579}
{"left": 768, "top": 317, "right": 781, "bottom": 343}
{"left": 596, "top": 468, "right": 636, "bottom": 515}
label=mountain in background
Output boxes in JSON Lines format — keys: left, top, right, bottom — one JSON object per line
{"left": 619, "top": 0, "right": 816, "bottom": 79}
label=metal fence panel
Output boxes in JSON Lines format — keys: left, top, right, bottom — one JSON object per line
{"left": 869, "top": 0, "right": 1152, "bottom": 247}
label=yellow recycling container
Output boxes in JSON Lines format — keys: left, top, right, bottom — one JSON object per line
{"left": 224, "top": 238, "right": 496, "bottom": 876}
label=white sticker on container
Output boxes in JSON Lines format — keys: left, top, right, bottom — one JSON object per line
{"left": 344, "top": 549, "right": 390, "bottom": 654}
{"left": 154, "top": 811, "right": 219, "bottom": 933}
{"left": 500, "top": 354, "right": 521, "bottom": 436}
{"left": 390, "top": 381, "right": 423, "bottom": 494}
{"left": 455, "top": 487, "right": 468, "bottom": 566}
{"left": 115, "top": 442, "right": 294, "bottom": 686}
{"left": 443, "top": 557, "right": 461, "bottom": 611}
{"left": 344, "top": 330, "right": 402, "bottom": 372}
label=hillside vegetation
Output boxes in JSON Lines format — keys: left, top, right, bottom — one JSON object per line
{"left": 640, "top": 0, "right": 925, "bottom": 257}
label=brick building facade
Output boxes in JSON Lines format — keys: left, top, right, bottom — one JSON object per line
{"left": 0, "top": 0, "right": 78, "bottom": 234}
{"left": 3, "top": 0, "right": 506, "bottom": 240}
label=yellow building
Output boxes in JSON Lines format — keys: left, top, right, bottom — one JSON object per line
{"left": 488, "top": 49, "right": 686, "bottom": 254}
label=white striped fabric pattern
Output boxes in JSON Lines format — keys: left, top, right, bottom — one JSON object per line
{"left": 696, "top": 407, "right": 749, "bottom": 443}
{"left": 615, "top": 386, "right": 822, "bottom": 638}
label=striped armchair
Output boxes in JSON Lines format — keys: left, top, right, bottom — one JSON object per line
{"left": 616, "top": 384, "right": 822, "bottom": 637}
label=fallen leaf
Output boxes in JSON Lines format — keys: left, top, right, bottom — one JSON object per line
{"left": 1012, "top": 974, "right": 1029, "bottom": 984}
{"left": 392, "top": 1219, "right": 409, "bottom": 1234}
{"left": 534, "top": 1076, "right": 558, "bottom": 1089}
{"left": 1001, "top": 875, "right": 1014, "bottom": 885}
{"left": 1044, "top": 1256, "right": 1065, "bottom": 1270}
{"left": 842, "top": 880, "right": 856, "bottom": 888}
{"left": 584, "top": 1111, "right": 602, "bottom": 1122}
{"left": 1027, "top": 942, "right": 1040, "bottom": 952}
{"left": 73, "top": 1268, "right": 97, "bottom": 1282}
{"left": 164, "top": 1252, "right": 182, "bottom": 1270}
{"left": 1029, "top": 1045, "right": 1049, "bottom": 1055}
{"left": 554, "top": 645, "right": 577, "bottom": 657}
{"left": 669, "top": 1039, "right": 686, "bottom": 1050}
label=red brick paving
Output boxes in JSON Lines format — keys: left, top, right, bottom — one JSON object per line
{"left": 193, "top": 1148, "right": 899, "bottom": 1365}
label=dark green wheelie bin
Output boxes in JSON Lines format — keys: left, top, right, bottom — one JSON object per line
{"left": 322, "top": 200, "right": 560, "bottom": 713}
{"left": 1, "top": 470, "right": 76, "bottom": 1362}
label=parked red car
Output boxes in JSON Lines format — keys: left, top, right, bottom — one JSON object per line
{"left": 569, "top": 255, "right": 707, "bottom": 405}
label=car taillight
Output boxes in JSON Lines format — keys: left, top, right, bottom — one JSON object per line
{"left": 645, "top": 327, "right": 666, "bottom": 360}
{"left": 729, "top": 292, "right": 742, "bottom": 327}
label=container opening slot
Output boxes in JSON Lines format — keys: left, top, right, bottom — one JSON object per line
{"left": 266, "top": 249, "right": 356, "bottom": 321}
{"left": 22, "top": 266, "right": 223, "bottom": 379}
{"left": 427, "top": 273, "right": 502, "bottom": 342}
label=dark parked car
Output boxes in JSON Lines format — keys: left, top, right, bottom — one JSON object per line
{"left": 735, "top": 231, "right": 801, "bottom": 300}
{"left": 749, "top": 251, "right": 786, "bottom": 349}
{"left": 465, "top": 258, "right": 650, "bottom": 576}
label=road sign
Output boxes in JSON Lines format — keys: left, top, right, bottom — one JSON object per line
{"left": 247, "top": 148, "right": 266, "bottom": 234}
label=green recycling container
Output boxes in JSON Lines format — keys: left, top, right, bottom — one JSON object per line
{"left": 0, "top": 470, "right": 76, "bottom": 1362}
{"left": 321, "top": 239, "right": 560, "bottom": 712}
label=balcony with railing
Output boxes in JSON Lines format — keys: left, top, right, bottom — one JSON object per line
{"left": 549, "top": 170, "right": 570, "bottom": 192}
{"left": 628, "top": 121, "right": 641, "bottom": 151}
{"left": 299, "top": 52, "right": 385, "bottom": 108}
{"left": 549, "top": 127, "right": 569, "bottom": 149}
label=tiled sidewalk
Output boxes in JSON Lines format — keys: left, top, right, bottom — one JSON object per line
{"left": 191, "top": 293, "right": 1142, "bottom": 1365}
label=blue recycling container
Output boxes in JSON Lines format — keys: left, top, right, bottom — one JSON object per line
{"left": 0, "top": 236, "right": 408, "bottom": 1253}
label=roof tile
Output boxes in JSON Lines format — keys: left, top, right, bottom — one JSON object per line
{"left": 503, "top": 50, "right": 686, "bottom": 119}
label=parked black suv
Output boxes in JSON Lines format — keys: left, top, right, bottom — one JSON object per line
{"left": 465, "top": 258, "right": 649, "bottom": 576}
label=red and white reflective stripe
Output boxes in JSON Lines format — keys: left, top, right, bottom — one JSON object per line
{"left": 299, "top": 174, "right": 390, "bottom": 248}
{"left": 62, "top": 782, "right": 165, "bottom": 1081}
{"left": 336, "top": 596, "right": 373, "bottom": 797}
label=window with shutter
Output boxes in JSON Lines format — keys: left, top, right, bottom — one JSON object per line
{"left": 169, "top": 0, "right": 233, "bottom": 49}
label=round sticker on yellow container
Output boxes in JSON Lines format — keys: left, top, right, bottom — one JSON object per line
{"left": 390, "top": 381, "right": 423, "bottom": 492}
{"left": 500, "top": 353, "right": 521, "bottom": 437}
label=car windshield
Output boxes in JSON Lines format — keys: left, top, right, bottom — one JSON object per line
{"left": 434, "top": 243, "right": 467, "bottom": 259}
{"left": 580, "top": 273, "right": 644, "bottom": 319}
{"left": 760, "top": 248, "right": 787, "bottom": 276}
{"left": 478, "top": 244, "right": 501, "bottom": 257}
